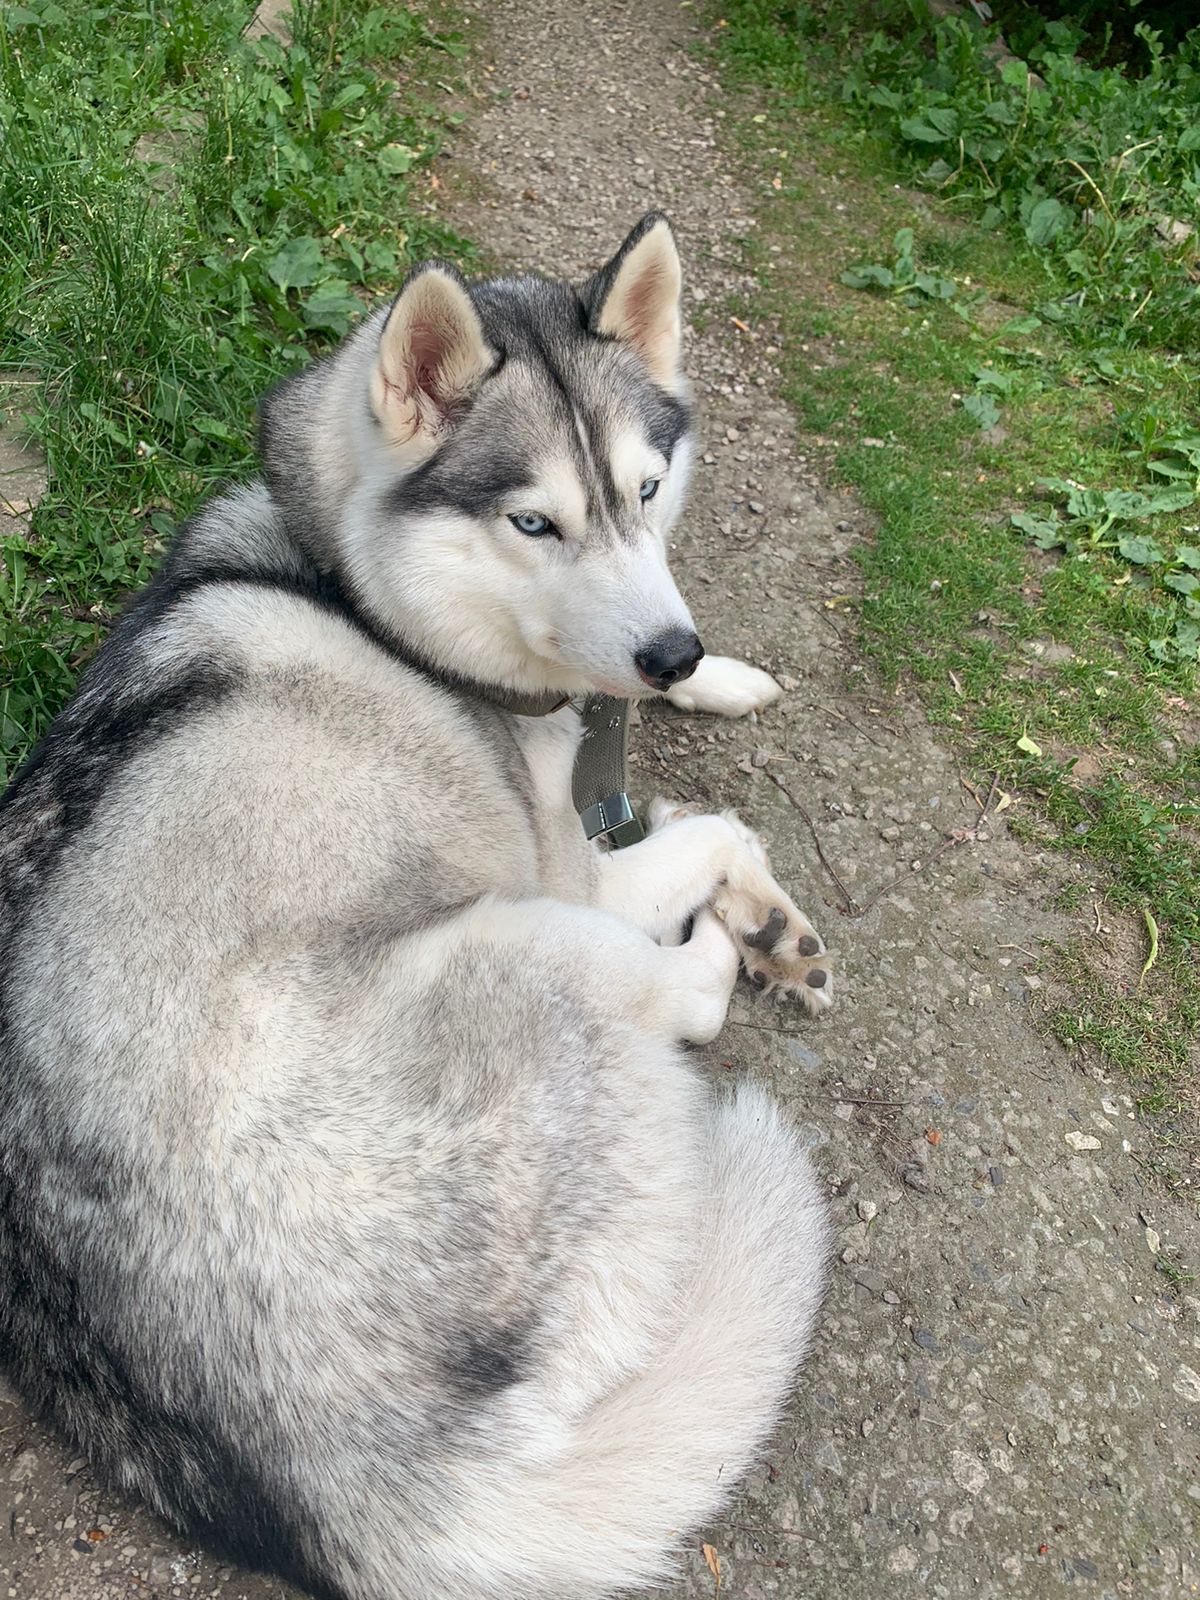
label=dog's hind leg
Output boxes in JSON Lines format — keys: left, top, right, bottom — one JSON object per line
{"left": 663, "top": 654, "right": 782, "bottom": 718}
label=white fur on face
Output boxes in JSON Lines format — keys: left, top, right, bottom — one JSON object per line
{"left": 345, "top": 424, "right": 699, "bottom": 698}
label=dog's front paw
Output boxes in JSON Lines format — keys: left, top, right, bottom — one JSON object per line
{"left": 721, "top": 895, "right": 833, "bottom": 1015}
{"left": 710, "top": 821, "right": 833, "bottom": 1015}
{"left": 666, "top": 656, "right": 784, "bottom": 718}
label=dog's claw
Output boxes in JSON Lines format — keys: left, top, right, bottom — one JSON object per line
{"left": 745, "top": 907, "right": 787, "bottom": 952}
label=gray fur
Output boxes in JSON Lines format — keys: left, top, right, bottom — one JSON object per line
{"left": 0, "top": 219, "right": 828, "bottom": 1600}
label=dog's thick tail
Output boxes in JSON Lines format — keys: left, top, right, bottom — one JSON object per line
{"left": 457, "top": 1084, "right": 829, "bottom": 1599}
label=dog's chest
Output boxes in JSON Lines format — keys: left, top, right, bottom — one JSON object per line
{"left": 510, "top": 710, "right": 596, "bottom": 900}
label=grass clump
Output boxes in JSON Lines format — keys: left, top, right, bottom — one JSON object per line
{"left": 708, "top": 0, "right": 1200, "bottom": 1107}
{"left": 0, "top": 0, "right": 472, "bottom": 779}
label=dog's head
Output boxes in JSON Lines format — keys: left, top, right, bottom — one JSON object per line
{"left": 261, "top": 214, "right": 702, "bottom": 699}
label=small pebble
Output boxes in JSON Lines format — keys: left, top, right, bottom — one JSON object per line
{"left": 1065, "top": 1130, "right": 1101, "bottom": 1152}
{"left": 857, "top": 1199, "right": 878, "bottom": 1222}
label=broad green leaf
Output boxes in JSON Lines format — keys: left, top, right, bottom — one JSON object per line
{"left": 303, "top": 280, "right": 362, "bottom": 334}
{"left": 841, "top": 265, "right": 894, "bottom": 290}
{"left": 267, "top": 236, "right": 324, "bottom": 293}
{"left": 925, "top": 107, "right": 959, "bottom": 137}
{"left": 892, "top": 227, "right": 914, "bottom": 258}
{"left": 1025, "top": 197, "right": 1067, "bottom": 247}
{"left": 379, "top": 143, "right": 417, "bottom": 175}
{"left": 1011, "top": 511, "right": 1063, "bottom": 549}
{"left": 1001, "top": 313, "right": 1041, "bottom": 335}
{"left": 1175, "top": 546, "right": 1200, "bottom": 569}
{"left": 1117, "top": 533, "right": 1165, "bottom": 565}
{"left": 1140, "top": 487, "right": 1196, "bottom": 514}
{"left": 913, "top": 271, "right": 957, "bottom": 299}
{"left": 1016, "top": 733, "right": 1043, "bottom": 758}
{"left": 962, "top": 392, "right": 1000, "bottom": 429}
{"left": 1179, "top": 125, "right": 1200, "bottom": 152}
{"left": 974, "top": 368, "right": 1015, "bottom": 394}
{"left": 900, "top": 117, "right": 948, "bottom": 143}
{"left": 1165, "top": 571, "right": 1200, "bottom": 596}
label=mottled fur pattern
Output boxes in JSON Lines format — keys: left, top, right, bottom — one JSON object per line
{"left": 0, "top": 215, "right": 829, "bottom": 1600}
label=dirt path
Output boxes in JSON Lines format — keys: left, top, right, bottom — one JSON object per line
{"left": 2, "top": 3, "right": 1198, "bottom": 1599}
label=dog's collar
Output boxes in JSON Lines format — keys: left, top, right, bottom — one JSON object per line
{"left": 571, "top": 694, "right": 645, "bottom": 848}
{"left": 384, "top": 643, "right": 644, "bottom": 851}
{"left": 466, "top": 683, "right": 645, "bottom": 850}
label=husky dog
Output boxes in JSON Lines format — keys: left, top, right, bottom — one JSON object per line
{"left": 0, "top": 215, "right": 830, "bottom": 1600}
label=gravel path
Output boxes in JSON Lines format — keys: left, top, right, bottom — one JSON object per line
{"left": 3, "top": 2, "right": 1198, "bottom": 1598}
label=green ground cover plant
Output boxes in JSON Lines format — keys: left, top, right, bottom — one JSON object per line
{"left": 710, "top": 0, "right": 1200, "bottom": 1110}
{"left": 0, "top": 0, "right": 471, "bottom": 779}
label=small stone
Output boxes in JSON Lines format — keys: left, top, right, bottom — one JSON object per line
{"left": 1146, "top": 1227, "right": 1161, "bottom": 1255}
{"left": 861, "top": 1417, "right": 874, "bottom": 1437}
{"left": 857, "top": 1199, "right": 878, "bottom": 1223}
{"left": 725, "top": 426, "right": 739, "bottom": 442}
{"left": 880, "top": 825, "right": 900, "bottom": 842}
{"left": 913, "top": 1328, "right": 941, "bottom": 1353}
{"left": 748, "top": 500, "right": 765, "bottom": 514}
{"left": 989, "top": 1165, "right": 1004, "bottom": 1187}
{"left": 1022, "top": 973, "right": 1042, "bottom": 990}
{"left": 1064, "top": 1130, "right": 1101, "bottom": 1152}
{"left": 751, "top": 747, "right": 770, "bottom": 768}
{"left": 883, "top": 1289, "right": 901, "bottom": 1305}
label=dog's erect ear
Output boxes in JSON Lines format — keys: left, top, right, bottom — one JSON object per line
{"left": 584, "top": 213, "right": 683, "bottom": 389}
{"left": 370, "top": 264, "right": 492, "bottom": 448}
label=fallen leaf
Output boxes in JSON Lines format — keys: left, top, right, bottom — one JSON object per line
{"left": 925, "top": 1127, "right": 942, "bottom": 1146}
{"left": 1016, "top": 733, "right": 1042, "bottom": 758}
{"left": 86, "top": 1529, "right": 107, "bottom": 1543}
{"left": 995, "top": 791, "right": 1012, "bottom": 813}
{"left": 1146, "top": 1226, "right": 1161, "bottom": 1255}
{"left": 701, "top": 1543, "right": 722, "bottom": 1589}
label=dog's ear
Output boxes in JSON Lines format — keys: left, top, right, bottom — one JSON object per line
{"left": 584, "top": 213, "right": 683, "bottom": 390}
{"left": 371, "top": 264, "right": 492, "bottom": 448}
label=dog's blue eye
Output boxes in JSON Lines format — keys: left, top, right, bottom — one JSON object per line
{"left": 510, "top": 512, "right": 553, "bottom": 537}
{"left": 640, "top": 478, "right": 660, "bottom": 502}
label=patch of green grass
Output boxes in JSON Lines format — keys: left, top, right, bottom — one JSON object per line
{"left": 707, "top": 0, "right": 1200, "bottom": 1106}
{"left": 0, "top": 0, "right": 473, "bottom": 780}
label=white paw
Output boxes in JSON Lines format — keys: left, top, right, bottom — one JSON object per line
{"left": 666, "top": 656, "right": 784, "bottom": 718}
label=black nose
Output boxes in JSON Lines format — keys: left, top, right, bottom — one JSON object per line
{"left": 635, "top": 630, "right": 705, "bottom": 691}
